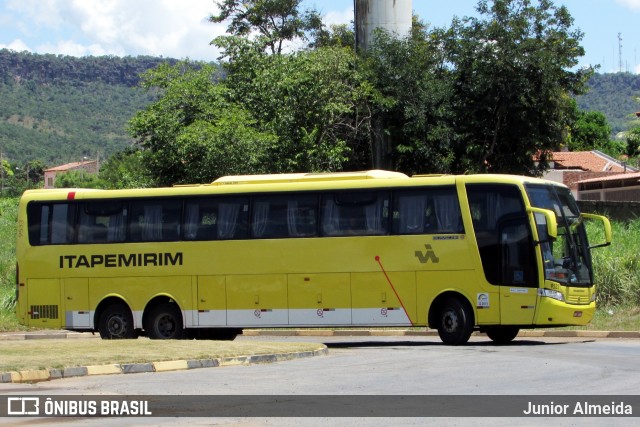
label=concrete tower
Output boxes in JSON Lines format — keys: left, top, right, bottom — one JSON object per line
{"left": 355, "top": 0, "right": 413, "bottom": 51}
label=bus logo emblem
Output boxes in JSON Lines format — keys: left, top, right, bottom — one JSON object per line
{"left": 415, "top": 245, "right": 439, "bottom": 264}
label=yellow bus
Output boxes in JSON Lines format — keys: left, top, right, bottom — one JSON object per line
{"left": 15, "top": 170, "right": 611, "bottom": 344}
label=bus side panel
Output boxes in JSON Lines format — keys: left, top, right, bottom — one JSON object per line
{"left": 89, "top": 276, "right": 192, "bottom": 329}
{"left": 416, "top": 270, "right": 500, "bottom": 325}
{"left": 63, "top": 278, "right": 91, "bottom": 328}
{"left": 25, "top": 279, "right": 62, "bottom": 329}
{"left": 197, "top": 275, "right": 227, "bottom": 326}
{"left": 351, "top": 272, "right": 415, "bottom": 325}
{"left": 226, "top": 274, "right": 288, "bottom": 326}
{"left": 288, "top": 273, "right": 351, "bottom": 325}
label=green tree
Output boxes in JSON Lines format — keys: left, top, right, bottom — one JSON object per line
{"left": 210, "top": 0, "right": 323, "bottom": 55}
{"left": 54, "top": 170, "right": 106, "bottom": 189}
{"left": 445, "top": 0, "right": 592, "bottom": 175}
{"left": 311, "top": 23, "right": 356, "bottom": 49}
{"left": 99, "top": 148, "right": 154, "bottom": 189}
{"left": 626, "top": 127, "right": 640, "bottom": 159}
{"left": 128, "top": 61, "right": 276, "bottom": 185}
{"left": 569, "top": 110, "right": 612, "bottom": 152}
{"left": 221, "top": 41, "right": 367, "bottom": 172}
{"left": 362, "top": 23, "right": 456, "bottom": 174}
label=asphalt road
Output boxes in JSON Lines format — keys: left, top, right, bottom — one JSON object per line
{"left": 1, "top": 335, "right": 639, "bottom": 425}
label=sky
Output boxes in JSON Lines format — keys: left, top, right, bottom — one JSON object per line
{"left": 0, "top": 0, "right": 639, "bottom": 74}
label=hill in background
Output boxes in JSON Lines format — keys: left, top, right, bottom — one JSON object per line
{"left": 0, "top": 49, "right": 177, "bottom": 167}
{"left": 1, "top": 49, "right": 639, "bottom": 169}
{"left": 576, "top": 72, "right": 640, "bottom": 137}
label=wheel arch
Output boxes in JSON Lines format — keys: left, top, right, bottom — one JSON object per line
{"left": 142, "top": 294, "right": 184, "bottom": 331}
{"left": 94, "top": 295, "right": 134, "bottom": 331}
{"left": 427, "top": 290, "right": 477, "bottom": 330}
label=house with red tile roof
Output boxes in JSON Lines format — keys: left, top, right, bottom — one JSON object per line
{"left": 577, "top": 171, "right": 640, "bottom": 202}
{"left": 44, "top": 160, "right": 98, "bottom": 189}
{"left": 542, "top": 150, "right": 638, "bottom": 198}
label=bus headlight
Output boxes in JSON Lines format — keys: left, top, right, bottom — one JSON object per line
{"left": 537, "top": 288, "right": 565, "bottom": 302}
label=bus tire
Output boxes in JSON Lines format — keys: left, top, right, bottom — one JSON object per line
{"left": 437, "top": 297, "right": 473, "bottom": 345}
{"left": 485, "top": 326, "right": 519, "bottom": 344}
{"left": 98, "top": 303, "right": 135, "bottom": 339}
{"left": 145, "top": 303, "right": 184, "bottom": 339}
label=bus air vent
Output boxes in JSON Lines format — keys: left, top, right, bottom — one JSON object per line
{"left": 30, "top": 305, "right": 59, "bottom": 320}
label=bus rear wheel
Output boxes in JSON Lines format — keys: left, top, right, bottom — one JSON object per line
{"left": 145, "top": 303, "right": 184, "bottom": 339}
{"left": 437, "top": 297, "right": 473, "bottom": 345}
{"left": 98, "top": 303, "right": 135, "bottom": 339}
{"left": 485, "top": 326, "right": 520, "bottom": 344}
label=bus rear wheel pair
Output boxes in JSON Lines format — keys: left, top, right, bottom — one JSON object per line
{"left": 97, "top": 303, "right": 183, "bottom": 340}
{"left": 97, "top": 303, "right": 240, "bottom": 340}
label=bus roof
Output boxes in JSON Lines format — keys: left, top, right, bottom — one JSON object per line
{"left": 210, "top": 170, "right": 409, "bottom": 185}
{"left": 19, "top": 171, "right": 568, "bottom": 203}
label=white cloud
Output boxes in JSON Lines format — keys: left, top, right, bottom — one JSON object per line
{"left": 0, "top": 38, "right": 31, "bottom": 52}
{"left": 616, "top": 0, "right": 640, "bottom": 10}
{"left": 37, "top": 40, "right": 111, "bottom": 57}
{"left": 4, "top": 0, "right": 228, "bottom": 60}
{"left": 323, "top": 8, "right": 354, "bottom": 27}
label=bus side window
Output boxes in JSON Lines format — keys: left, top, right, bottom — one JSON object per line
{"left": 78, "top": 202, "right": 126, "bottom": 244}
{"left": 183, "top": 197, "right": 249, "bottom": 241}
{"left": 129, "top": 200, "right": 181, "bottom": 242}
{"left": 219, "top": 198, "right": 249, "bottom": 239}
{"left": 27, "top": 202, "right": 76, "bottom": 245}
{"left": 252, "top": 194, "right": 318, "bottom": 239}
{"left": 321, "top": 191, "right": 389, "bottom": 237}
{"left": 184, "top": 199, "right": 217, "bottom": 240}
{"left": 393, "top": 187, "right": 463, "bottom": 235}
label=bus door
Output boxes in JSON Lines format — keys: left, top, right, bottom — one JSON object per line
{"left": 497, "top": 215, "right": 538, "bottom": 325}
{"left": 466, "top": 184, "right": 538, "bottom": 326}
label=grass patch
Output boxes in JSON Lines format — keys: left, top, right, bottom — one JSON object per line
{"left": 589, "top": 219, "right": 640, "bottom": 306}
{"left": 582, "top": 304, "right": 640, "bottom": 331}
{"left": 0, "top": 338, "right": 324, "bottom": 372}
{"left": 0, "top": 198, "right": 18, "bottom": 332}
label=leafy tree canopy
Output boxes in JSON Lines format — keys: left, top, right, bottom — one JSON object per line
{"left": 128, "top": 0, "right": 594, "bottom": 183}
{"left": 626, "top": 127, "right": 640, "bottom": 158}
{"left": 444, "top": 0, "right": 592, "bottom": 175}
{"left": 210, "top": 0, "right": 323, "bottom": 55}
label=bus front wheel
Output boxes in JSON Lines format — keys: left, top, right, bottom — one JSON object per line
{"left": 98, "top": 304, "right": 135, "bottom": 339}
{"left": 145, "top": 303, "right": 184, "bottom": 339}
{"left": 437, "top": 297, "right": 473, "bottom": 345}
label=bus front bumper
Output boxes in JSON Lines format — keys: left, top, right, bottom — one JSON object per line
{"left": 535, "top": 297, "right": 595, "bottom": 326}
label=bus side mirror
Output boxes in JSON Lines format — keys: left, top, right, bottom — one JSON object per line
{"left": 581, "top": 213, "right": 612, "bottom": 249}
{"left": 527, "top": 207, "right": 557, "bottom": 240}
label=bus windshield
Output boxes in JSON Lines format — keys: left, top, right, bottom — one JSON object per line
{"left": 525, "top": 184, "right": 592, "bottom": 286}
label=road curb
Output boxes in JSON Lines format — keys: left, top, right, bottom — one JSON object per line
{"left": 2, "top": 329, "right": 639, "bottom": 341}
{"left": 241, "top": 329, "right": 640, "bottom": 339}
{"left": 0, "top": 347, "right": 328, "bottom": 384}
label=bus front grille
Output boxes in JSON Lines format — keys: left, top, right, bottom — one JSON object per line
{"left": 565, "top": 295, "right": 589, "bottom": 305}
